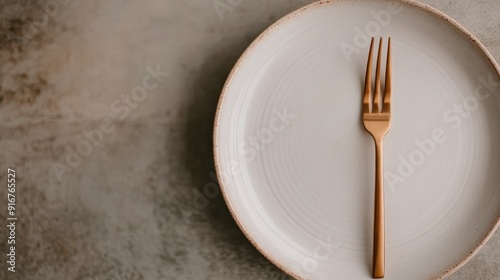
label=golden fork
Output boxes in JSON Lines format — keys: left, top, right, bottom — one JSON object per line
{"left": 363, "top": 37, "right": 392, "bottom": 279}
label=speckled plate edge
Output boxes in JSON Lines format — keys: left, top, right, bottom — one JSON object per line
{"left": 213, "top": 0, "right": 500, "bottom": 279}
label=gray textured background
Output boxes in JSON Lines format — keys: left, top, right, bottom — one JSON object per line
{"left": 0, "top": 0, "right": 499, "bottom": 279}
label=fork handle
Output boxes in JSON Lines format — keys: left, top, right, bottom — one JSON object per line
{"left": 373, "top": 140, "right": 385, "bottom": 278}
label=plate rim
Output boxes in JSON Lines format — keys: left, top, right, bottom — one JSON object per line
{"left": 213, "top": 0, "right": 500, "bottom": 279}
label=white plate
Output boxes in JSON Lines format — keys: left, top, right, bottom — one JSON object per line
{"left": 213, "top": 1, "right": 500, "bottom": 279}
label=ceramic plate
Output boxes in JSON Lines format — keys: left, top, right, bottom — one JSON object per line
{"left": 213, "top": 0, "right": 500, "bottom": 279}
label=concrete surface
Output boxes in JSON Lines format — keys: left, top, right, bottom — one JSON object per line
{"left": 0, "top": 0, "right": 499, "bottom": 279}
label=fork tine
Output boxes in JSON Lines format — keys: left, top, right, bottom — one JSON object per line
{"left": 383, "top": 37, "right": 392, "bottom": 113}
{"left": 373, "top": 38, "right": 383, "bottom": 113}
{"left": 364, "top": 38, "right": 375, "bottom": 113}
